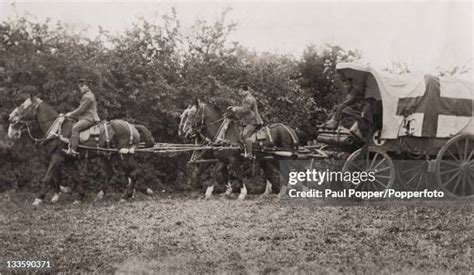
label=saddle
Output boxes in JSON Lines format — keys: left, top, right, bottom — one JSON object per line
{"left": 214, "top": 119, "right": 273, "bottom": 146}
{"left": 248, "top": 126, "right": 271, "bottom": 143}
{"left": 46, "top": 117, "right": 140, "bottom": 154}
{"left": 79, "top": 124, "right": 101, "bottom": 143}
{"left": 46, "top": 117, "right": 105, "bottom": 145}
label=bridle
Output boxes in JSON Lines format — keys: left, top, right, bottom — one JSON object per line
{"left": 188, "top": 103, "right": 230, "bottom": 143}
{"left": 10, "top": 99, "right": 59, "bottom": 143}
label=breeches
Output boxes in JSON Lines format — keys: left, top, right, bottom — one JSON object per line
{"left": 242, "top": 124, "right": 258, "bottom": 140}
{"left": 71, "top": 120, "right": 95, "bottom": 138}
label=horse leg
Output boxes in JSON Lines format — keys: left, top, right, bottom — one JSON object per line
{"left": 222, "top": 165, "right": 233, "bottom": 198}
{"left": 120, "top": 156, "right": 138, "bottom": 201}
{"left": 36, "top": 153, "right": 64, "bottom": 206}
{"left": 206, "top": 161, "right": 225, "bottom": 200}
{"left": 192, "top": 162, "right": 211, "bottom": 190}
{"left": 72, "top": 162, "right": 86, "bottom": 204}
{"left": 134, "top": 162, "right": 153, "bottom": 196}
{"left": 58, "top": 166, "right": 73, "bottom": 194}
{"left": 50, "top": 166, "right": 62, "bottom": 203}
{"left": 97, "top": 158, "right": 114, "bottom": 201}
{"left": 229, "top": 160, "right": 246, "bottom": 201}
{"left": 260, "top": 160, "right": 274, "bottom": 198}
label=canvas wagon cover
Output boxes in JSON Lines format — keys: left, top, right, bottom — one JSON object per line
{"left": 336, "top": 63, "right": 474, "bottom": 139}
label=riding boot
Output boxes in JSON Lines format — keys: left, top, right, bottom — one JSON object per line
{"left": 65, "top": 136, "right": 79, "bottom": 156}
{"left": 244, "top": 139, "right": 254, "bottom": 159}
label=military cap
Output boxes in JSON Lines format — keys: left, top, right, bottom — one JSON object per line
{"left": 239, "top": 81, "right": 250, "bottom": 90}
{"left": 78, "top": 78, "right": 93, "bottom": 85}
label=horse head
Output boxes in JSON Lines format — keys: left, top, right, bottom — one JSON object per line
{"left": 7, "top": 96, "right": 42, "bottom": 140}
{"left": 179, "top": 98, "right": 240, "bottom": 144}
{"left": 179, "top": 99, "right": 205, "bottom": 140}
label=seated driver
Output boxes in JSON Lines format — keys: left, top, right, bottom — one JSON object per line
{"left": 322, "top": 78, "right": 365, "bottom": 130}
{"left": 64, "top": 78, "right": 100, "bottom": 156}
{"left": 227, "top": 82, "right": 263, "bottom": 159}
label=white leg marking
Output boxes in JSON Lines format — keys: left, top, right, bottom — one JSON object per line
{"left": 238, "top": 184, "right": 247, "bottom": 200}
{"left": 32, "top": 198, "right": 43, "bottom": 206}
{"left": 50, "top": 193, "right": 60, "bottom": 203}
{"left": 261, "top": 180, "right": 272, "bottom": 197}
{"left": 205, "top": 185, "right": 214, "bottom": 200}
{"left": 277, "top": 184, "right": 288, "bottom": 201}
{"left": 224, "top": 181, "right": 232, "bottom": 196}
{"left": 96, "top": 190, "right": 104, "bottom": 200}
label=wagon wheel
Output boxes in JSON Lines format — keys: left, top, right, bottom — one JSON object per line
{"left": 435, "top": 134, "right": 474, "bottom": 197}
{"left": 342, "top": 147, "right": 396, "bottom": 192}
{"left": 397, "top": 155, "right": 432, "bottom": 191}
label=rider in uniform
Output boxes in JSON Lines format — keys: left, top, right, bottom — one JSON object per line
{"left": 228, "top": 82, "right": 263, "bottom": 159}
{"left": 64, "top": 79, "right": 100, "bottom": 156}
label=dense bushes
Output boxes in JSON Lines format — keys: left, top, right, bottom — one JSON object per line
{"left": 0, "top": 10, "right": 360, "bottom": 190}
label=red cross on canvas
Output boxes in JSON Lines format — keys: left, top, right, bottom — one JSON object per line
{"left": 396, "top": 75, "right": 473, "bottom": 137}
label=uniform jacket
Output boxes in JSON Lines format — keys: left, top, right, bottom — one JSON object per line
{"left": 69, "top": 90, "right": 100, "bottom": 122}
{"left": 233, "top": 92, "right": 263, "bottom": 125}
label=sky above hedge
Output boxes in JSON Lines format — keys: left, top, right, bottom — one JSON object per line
{"left": 1, "top": 1, "right": 472, "bottom": 74}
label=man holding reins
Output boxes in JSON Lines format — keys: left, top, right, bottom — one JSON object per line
{"left": 64, "top": 78, "right": 100, "bottom": 156}
{"left": 227, "top": 82, "right": 263, "bottom": 159}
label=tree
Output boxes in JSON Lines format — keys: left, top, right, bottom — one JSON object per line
{"left": 297, "top": 43, "right": 361, "bottom": 131}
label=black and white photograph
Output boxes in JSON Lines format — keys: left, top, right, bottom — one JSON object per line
{"left": 0, "top": 0, "right": 472, "bottom": 273}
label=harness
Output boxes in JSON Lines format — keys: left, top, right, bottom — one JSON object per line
{"left": 192, "top": 103, "right": 226, "bottom": 143}
{"left": 15, "top": 99, "right": 61, "bottom": 143}
{"left": 190, "top": 103, "right": 299, "bottom": 153}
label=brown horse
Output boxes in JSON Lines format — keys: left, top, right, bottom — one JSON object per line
{"left": 8, "top": 95, "right": 155, "bottom": 206}
{"left": 179, "top": 99, "right": 299, "bottom": 200}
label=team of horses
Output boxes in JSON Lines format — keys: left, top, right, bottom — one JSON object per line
{"left": 5, "top": 95, "right": 299, "bottom": 206}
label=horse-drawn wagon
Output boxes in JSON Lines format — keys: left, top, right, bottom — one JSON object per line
{"left": 178, "top": 63, "right": 473, "bottom": 198}
{"left": 315, "top": 63, "right": 473, "bottom": 197}
{"left": 6, "top": 62, "right": 472, "bottom": 204}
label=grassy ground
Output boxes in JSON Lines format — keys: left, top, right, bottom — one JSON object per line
{"left": 0, "top": 190, "right": 472, "bottom": 273}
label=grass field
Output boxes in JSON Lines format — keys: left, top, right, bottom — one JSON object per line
{"left": 0, "top": 190, "right": 472, "bottom": 273}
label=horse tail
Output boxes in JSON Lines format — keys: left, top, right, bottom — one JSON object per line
{"left": 134, "top": 124, "right": 155, "bottom": 148}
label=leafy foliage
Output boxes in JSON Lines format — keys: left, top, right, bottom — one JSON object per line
{"left": 0, "top": 10, "right": 361, "bottom": 190}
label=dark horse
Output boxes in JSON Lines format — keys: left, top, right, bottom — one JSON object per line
{"left": 179, "top": 99, "right": 299, "bottom": 200}
{"left": 8, "top": 95, "right": 155, "bottom": 206}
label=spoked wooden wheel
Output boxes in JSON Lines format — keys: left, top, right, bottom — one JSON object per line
{"left": 342, "top": 147, "right": 396, "bottom": 191}
{"left": 397, "top": 155, "right": 432, "bottom": 191}
{"left": 435, "top": 134, "right": 474, "bottom": 197}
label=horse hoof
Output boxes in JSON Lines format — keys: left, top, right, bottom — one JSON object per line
{"left": 237, "top": 195, "right": 246, "bottom": 201}
{"left": 72, "top": 200, "right": 81, "bottom": 205}
{"left": 32, "top": 198, "right": 43, "bottom": 206}
{"left": 146, "top": 188, "right": 154, "bottom": 195}
{"left": 96, "top": 191, "right": 104, "bottom": 200}
{"left": 51, "top": 193, "right": 60, "bottom": 203}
